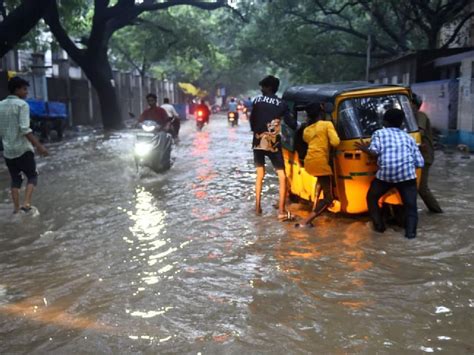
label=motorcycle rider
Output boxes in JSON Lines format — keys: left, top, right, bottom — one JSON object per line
{"left": 244, "top": 97, "right": 253, "bottom": 111}
{"left": 161, "top": 97, "right": 180, "bottom": 138}
{"left": 228, "top": 98, "right": 238, "bottom": 114}
{"left": 138, "top": 93, "right": 171, "bottom": 132}
{"left": 228, "top": 97, "right": 239, "bottom": 123}
{"left": 195, "top": 99, "right": 211, "bottom": 125}
{"left": 243, "top": 96, "right": 253, "bottom": 117}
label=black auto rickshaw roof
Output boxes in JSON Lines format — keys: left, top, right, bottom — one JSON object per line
{"left": 282, "top": 81, "right": 406, "bottom": 107}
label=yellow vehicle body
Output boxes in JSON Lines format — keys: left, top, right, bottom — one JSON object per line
{"left": 282, "top": 83, "right": 421, "bottom": 214}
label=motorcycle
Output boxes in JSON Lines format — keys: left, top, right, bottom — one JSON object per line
{"left": 134, "top": 120, "right": 172, "bottom": 174}
{"left": 211, "top": 104, "right": 221, "bottom": 114}
{"left": 195, "top": 109, "right": 208, "bottom": 131}
{"left": 227, "top": 111, "right": 238, "bottom": 127}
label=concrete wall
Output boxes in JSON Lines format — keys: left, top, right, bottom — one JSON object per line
{"left": 457, "top": 58, "right": 474, "bottom": 148}
{"left": 411, "top": 79, "right": 459, "bottom": 130}
{"left": 1, "top": 50, "right": 181, "bottom": 127}
{"left": 458, "top": 59, "right": 474, "bottom": 131}
{"left": 44, "top": 73, "right": 180, "bottom": 126}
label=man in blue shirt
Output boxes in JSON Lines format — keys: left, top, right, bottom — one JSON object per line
{"left": 228, "top": 98, "right": 238, "bottom": 113}
{"left": 0, "top": 77, "right": 48, "bottom": 214}
{"left": 355, "top": 108, "right": 424, "bottom": 239}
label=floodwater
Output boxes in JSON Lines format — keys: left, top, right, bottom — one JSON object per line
{"left": 0, "top": 116, "right": 473, "bottom": 354}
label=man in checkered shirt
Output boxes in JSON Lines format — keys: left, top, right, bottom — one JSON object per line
{"left": 355, "top": 108, "right": 424, "bottom": 239}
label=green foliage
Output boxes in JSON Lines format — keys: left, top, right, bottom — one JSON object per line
{"left": 5, "top": 0, "right": 473, "bottom": 97}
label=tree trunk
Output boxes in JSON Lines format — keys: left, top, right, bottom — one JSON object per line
{"left": 0, "top": 0, "right": 47, "bottom": 58}
{"left": 81, "top": 52, "right": 124, "bottom": 130}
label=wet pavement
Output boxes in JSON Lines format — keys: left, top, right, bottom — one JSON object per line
{"left": 0, "top": 115, "right": 473, "bottom": 354}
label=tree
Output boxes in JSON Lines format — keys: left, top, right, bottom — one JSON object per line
{"left": 272, "top": 0, "right": 474, "bottom": 57}
{"left": 233, "top": 0, "right": 474, "bottom": 85}
{"left": 43, "top": 0, "right": 232, "bottom": 130}
{"left": 109, "top": 8, "right": 213, "bottom": 83}
{"left": 0, "top": 0, "right": 50, "bottom": 58}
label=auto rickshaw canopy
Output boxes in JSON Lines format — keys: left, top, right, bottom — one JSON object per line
{"left": 282, "top": 81, "right": 406, "bottom": 108}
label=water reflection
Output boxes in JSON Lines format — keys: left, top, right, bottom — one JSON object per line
{"left": 124, "top": 185, "right": 177, "bottom": 341}
{"left": 273, "top": 219, "right": 373, "bottom": 311}
{"left": 0, "top": 296, "right": 110, "bottom": 331}
{"left": 128, "top": 187, "right": 167, "bottom": 241}
{"left": 1, "top": 122, "right": 473, "bottom": 353}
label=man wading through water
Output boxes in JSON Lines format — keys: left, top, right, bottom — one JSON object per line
{"left": 250, "top": 75, "right": 297, "bottom": 220}
{"left": 0, "top": 77, "right": 49, "bottom": 214}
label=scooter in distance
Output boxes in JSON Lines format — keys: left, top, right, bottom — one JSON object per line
{"left": 195, "top": 109, "right": 208, "bottom": 131}
{"left": 227, "top": 111, "right": 238, "bottom": 127}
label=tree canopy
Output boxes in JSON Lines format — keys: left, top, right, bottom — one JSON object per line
{"left": 1, "top": 0, "right": 473, "bottom": 127}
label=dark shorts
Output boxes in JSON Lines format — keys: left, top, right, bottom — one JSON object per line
{"left": 4, "top": 151, "right": 38, "bottom": 188}
{"left": 253, "top": 149, "right": 285, "bottom": 170}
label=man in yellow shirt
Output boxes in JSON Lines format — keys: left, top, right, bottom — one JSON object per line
{"left": 296, "top": 102, "right": 340, "bottom": 228}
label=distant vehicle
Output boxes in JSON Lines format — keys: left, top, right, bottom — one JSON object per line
{"left": 211, "top": 104, "right": 221, "bottom": 114}
{"left": 227, "top": 111, "right": 238, "bottom": 127}
{"left": 28, "top": 99, "right": 68, "bottom": 141}
{"left": 281, "top": 82, "right": 422, "bottom": 214}
{"left": 194, "top": 101, "right": 210, "bottom": 131}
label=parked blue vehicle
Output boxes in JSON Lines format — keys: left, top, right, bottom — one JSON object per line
{"left": 27, "top": 99, "right": 68, "bottom": 141}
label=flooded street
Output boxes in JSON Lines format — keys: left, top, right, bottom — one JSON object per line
{"left": 0, "top": 116, "right": 473, "bottom": 354}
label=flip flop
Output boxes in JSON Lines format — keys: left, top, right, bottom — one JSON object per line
{"left": 20, "top": 206, "right": 32, "bottom": 213}
{"left": 294, "top": 223, "right": 314, "bottom": 229}
{"left": 278, "top": 211, "right": 295, "bottom": 222}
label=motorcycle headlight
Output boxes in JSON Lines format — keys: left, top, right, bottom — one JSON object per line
{"left": 141, "top": 120, "right": 158, "bottom": 132}
{"left": 135, "top": 142, "right": 152, "bottom": 157}
{"left": 142, "top": 125, "right": 156, "bottom": 132}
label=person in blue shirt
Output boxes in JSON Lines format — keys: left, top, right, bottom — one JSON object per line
{"left": 355, "top": 108, "right": 424, "bottom": 239}
{"left": 244, "top": 96, "right": 253, "bottom": 112}
{"left": 228, "top": 98, "right": 238, "bottom": 113}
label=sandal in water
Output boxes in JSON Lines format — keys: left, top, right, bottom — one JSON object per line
{"left": 278, "top": 211, "right": 295, "bottom": 222}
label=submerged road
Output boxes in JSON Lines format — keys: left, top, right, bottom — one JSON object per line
{"left": 0, "top": 115, "right": 473, "bottom": 353}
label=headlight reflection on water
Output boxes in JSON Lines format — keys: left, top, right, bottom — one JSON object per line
{"left": 129, "top": 187, "right": 166, "bottom": 241}
{"left": 125, "top": 187, "right": 178, "bottom": 341}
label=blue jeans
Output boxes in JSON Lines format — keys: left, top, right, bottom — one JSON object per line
{"left": 367, "top": 178, "right": 418, "bottom": 239}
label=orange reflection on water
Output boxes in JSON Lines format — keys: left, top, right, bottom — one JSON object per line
{"left": 272, "top": 218, "right": 374, "bottom": 310}
{"left": 190, "top": 130, "right": 226, "bottom": 224}
{"left": 191, "top": 131, "right": 210, "bottom": 157}
{"left": 0, "top": 296, "right": 112, "bottom": 332}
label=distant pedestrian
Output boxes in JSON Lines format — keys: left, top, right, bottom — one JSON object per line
{"left": 250, "top": 75, "right": 297, "bottom": 220}
{"left": 0, "top": 77, "right": 48, "bottom": 214}
{"left": 412, "top": 93, "right": 443, "bottom": 213}
{"left": 295, "top": 102, "right": 340, "bottom": 228}
{"left": 355, "top": 108, "right": 424, "bottom": 239}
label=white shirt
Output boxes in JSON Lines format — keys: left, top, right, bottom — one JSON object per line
{"left": 161, "top": 103, "right": 179, "bottom": 119}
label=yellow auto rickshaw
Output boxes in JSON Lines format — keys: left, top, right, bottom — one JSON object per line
{"left": 281, "top": 82, "right": 421, "bottom": 214}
